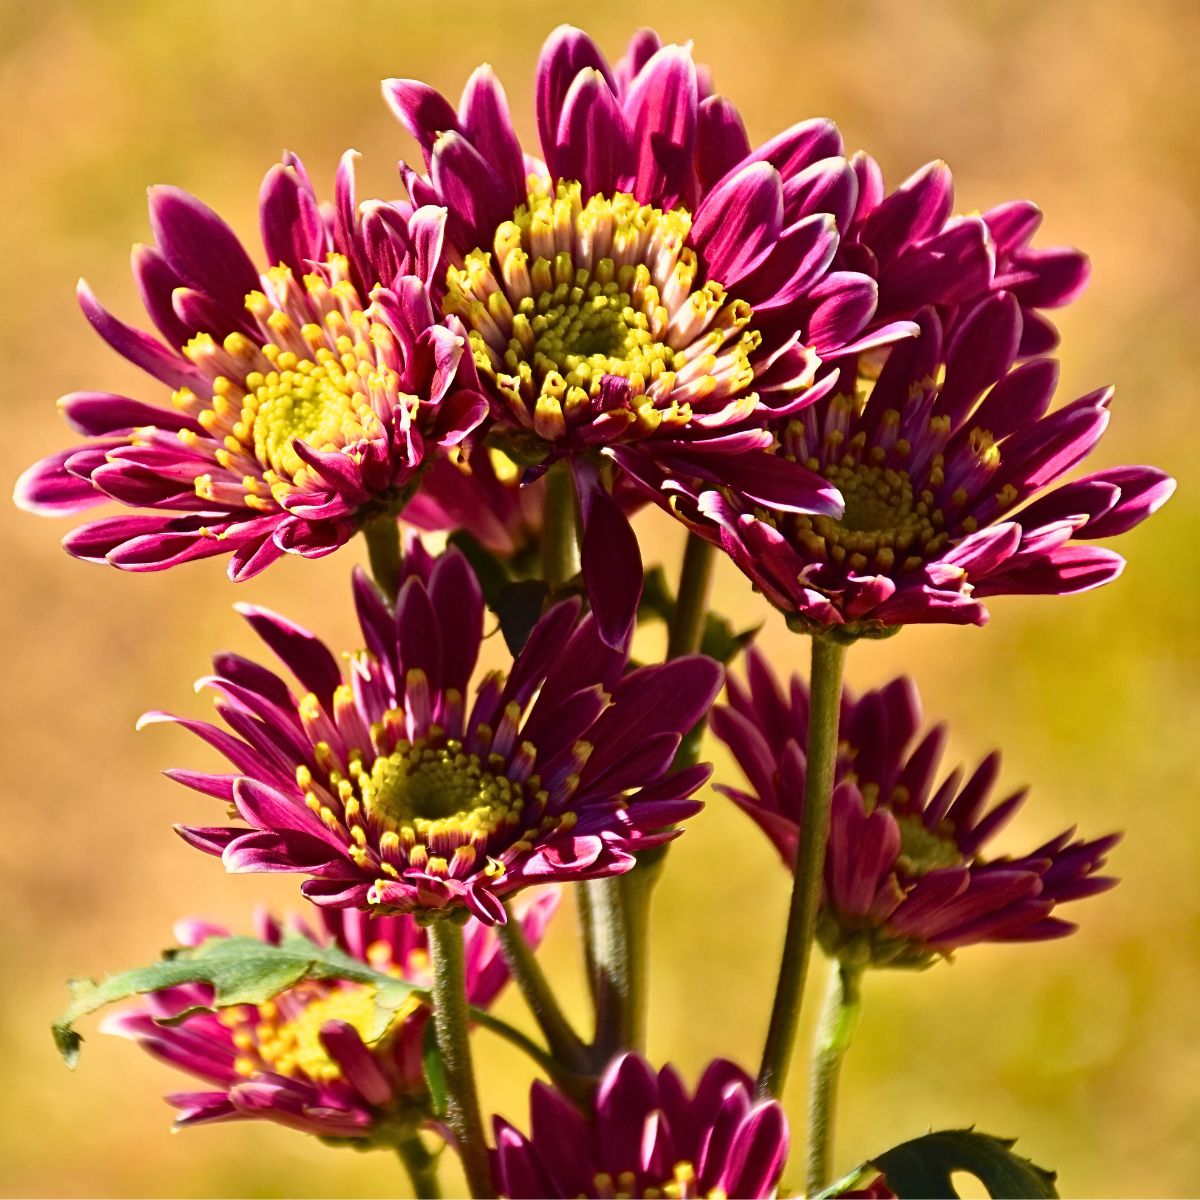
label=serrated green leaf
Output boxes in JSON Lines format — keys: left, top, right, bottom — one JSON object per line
{"left": 866, "top": 1129, "right": 1058, "bottom": 1199}
{"left": 53, "top": 933, "right": 426, "bottom": 1068}
{"left": 495, "top": 579, "right": 551, "bottom": 655}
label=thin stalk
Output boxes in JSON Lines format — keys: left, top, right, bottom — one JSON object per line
{"left": 611, "top": 532, "right": 717, "bottom": 1052}
{"left": 666, "top": 532, "right": 716, "bottom": 659}
{"left": 497, "top": 905, "right": 590, "bottom": 1074}
{"left": 466, "top": 1007, "right": 563, "bottom": 1081}
{"left": 426, "top": 919, "right": 492, "bottom": 1199}
{"left": 363, "top": 513, "right": 403, "bottom": 603}
{"left": 542, "top": 460, "right": 580, "bottom": 589}
{"left": 807, "top": 960, "right": 863, "bottom": 1195}
{"left": 756, "top": 634, "right": 847, "bottom": 1098}
{"left": 395, "top": 1132, "right": 442, "bottom": 1200}
{"left": 585, "top": 875, "right": 638, "bottom": 1056}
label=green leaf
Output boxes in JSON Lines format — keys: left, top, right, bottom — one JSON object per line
{"left": 637, "top": 565, "right": 675, "bottom": 623}
{"left": 53, "top": 933, "right": 426, "bottom": 1068}
{"left": 862, "top": 1129, "right": 1058, "bottom": 1199}
{"left": 699, "top": 613, "right": 761, "bottom": 665}
{"left": 422, "top": 1018, "right": 448, "bottom": 1119}
{"left": 495, "top": 579, "right": 551, "bottom": 655}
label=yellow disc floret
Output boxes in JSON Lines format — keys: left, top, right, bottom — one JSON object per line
{"left": 172, "top": 255, "right": 416, "bottom": 511}
{"left": 444, "top": 180, "right": 760, "bottom": 445}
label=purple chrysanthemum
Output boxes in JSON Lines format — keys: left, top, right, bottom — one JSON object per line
{"left": 15, "top": 152, "right": 488, "bottom": 579}
{"left": 626, "top": 296, "right": 1172, "bottom": 635}
{"left": 841, "top": 155, "right": 1090, "bottom": 356}
{"left": 156, "top": 543, "right": 721, "bottom": 924}
{"left": 103, "top": 892, "right": 557, "bottom": 1138}
{"left": 383, "top": 26, "right": 917, "bottom": 642}
{"left": 713, "top": 650, "right": 1120, "bottom": 966}
{"left": 493, "top": 1052, "right": 789, "bottom": 1199}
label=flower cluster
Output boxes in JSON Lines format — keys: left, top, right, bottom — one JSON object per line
{"left": 16, "top": 19, "right": 1175, "bottom": 1200}
{"left": 105, "top": 893, "right": 557, "bottom": 1138}
{"left": 714, "top": 649, "right": 1119, "bottom": 966}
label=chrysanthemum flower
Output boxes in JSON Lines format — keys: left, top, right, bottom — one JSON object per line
{"left": 712, "top": 650, "right": 1120, "bottom": 967}
{"left": 626, "top": 296, "right": 1173, "bottom": 636}
{"left": 155, "top": 544, "right": 720, "bottom": 924}
{"left": 15, "top": 152, "right": 488, "bottom": 579}
{"left": 103, "top": 893, "right": 557, "bottom": 1138}
{"left": 841, "top": 155, "right": 1091, "bottom": 355}
{"left": 493, "top": 1052, "right": 789, "bottom": 1199}
{"left": 384, "top": 26, "right": 914, "bottom": 642}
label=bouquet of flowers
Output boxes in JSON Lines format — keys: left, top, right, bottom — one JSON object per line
{"left": 16, "top": 25, "right": 1174, "bottom": 1198}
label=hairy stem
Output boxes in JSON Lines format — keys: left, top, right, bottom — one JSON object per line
{"left": 586, "top": 875, "right": 640, "bottom": 1056}
{"left": 395, "top": 1132, "right": 442, "bottom": 1200}
{"left": 807, "top": 959, "right": 863, "bottom": 1195}
{"left": 757, "top": 635, "right": 847, "bottom": 1098}
{"left": 426, "top": 919, "right": 492, "bottom": 1199}
{"left": 498, "top": 904, "right": 590, "bottom": 1074}
{"left": 666, "top": 532, "right": 716, "bottom": 659}
{"left": 363, "top": 513, "right": 404, "bottom": 603}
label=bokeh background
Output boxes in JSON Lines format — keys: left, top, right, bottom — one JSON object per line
{"left": 2, "top": 0, "right": 1198, "bottom": 1195}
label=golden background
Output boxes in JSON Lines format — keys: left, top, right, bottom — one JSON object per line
{"left": 2, "top": 0, "right": 1197, "bottom": 1195}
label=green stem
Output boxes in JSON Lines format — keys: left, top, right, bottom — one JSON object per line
{"left": 666, "top": 532, "right": 716, "bottom": 659}
{"left": 363, "top": 514, "right": 403, "bottom": 603}
{"left": 806, "top": 960, "right": 863, "bottom": 1195}
{"left": 756, "top": 634, "right": 847, "bottom": 1099}
{"left": 542, "top": 460, "right": 580, "bottom": 589}
{"left": 498, "top": 904, "right": 590, "bottom": 1073}
{"left": 608, "top": 533, "right": 717, "bottom": 1054}
{"left": 585, "top": 875, "right": 639, "bottom": 1056}
{"left": 426, "top": 919, "right": 492, "bottom": 1199}
{"left": 395, "top": 1132, "right": 442, "bottom": 1200}
{"left": 466, "top": 1007, "right": 563, "bottom": 1081}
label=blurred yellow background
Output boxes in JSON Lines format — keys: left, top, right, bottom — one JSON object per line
{"left": 2, "top": 0, "right": 1198, "bottom": 1195}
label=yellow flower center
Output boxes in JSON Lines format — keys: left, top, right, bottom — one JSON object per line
{"left": 591, "top": 1160, "right": 710, "bottom": 1199}
{"left": 894, "top": 812, "right": 963, "bottom": 877}
{"left": 354, "top": 742, "right": 526, "bottom": 839}
{"left": 247, "top": 348, "right": 379, "bottom": 478}
{"left": 803, "top": 461, "right": 948, "bottom": 573}
{"left": 170, "top": 255, "right": 414, "bottom": 510}
{"left": 225, "top": 986, "right": 399, "bottom": 1083}
{"left": 444, "top": 181, "right": 761, "bottom": 447}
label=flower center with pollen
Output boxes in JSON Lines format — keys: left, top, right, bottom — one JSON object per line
{"left": 788, "top": 462, "right": 949, "bottom": 576}
{"left": 894, "top": 813, "right": 962, "bottom": 877}
{"left": 356, "top": 742, "right": 523, "bottom": 833}
{"left": 590, "top": 1161, "right": 704, "bottom": 1199}
{"left": 223, "top": 986, "right": 387, "bottom": 1083}
{"left": 443, "top": 180, "right": 760, "bottom": 448}
{"left": 172, "top": 256, "right": 408, "bottom": 510}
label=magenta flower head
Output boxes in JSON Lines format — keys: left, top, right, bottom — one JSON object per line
{"left": 154, "top": 542, "right": 721, "bottom": 924}
{"left": 713, "top": 650, "right": 1120, "bottom": 967}
{"left": 493, "top": 1052, "right": 789, "bottom": 1199}
{"left": 102, "top": 892, "right": 558, "bottom": 1139}
{"left": 842, "top": 155, "right": 1091, "bottom": 355}
{"left": 15, "top": 152, "right": 488, "bottom": 579}
{"left": 383, "top": 26, "right": 913, "bottom": 643}
{"left": 629, "top": 296, "right": 1173, "bottom": 638}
